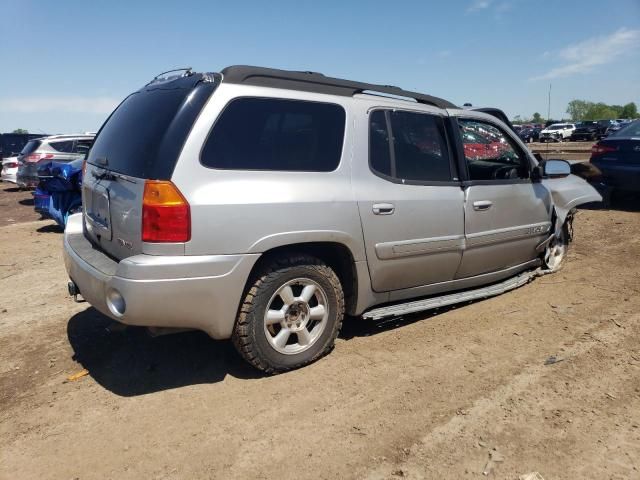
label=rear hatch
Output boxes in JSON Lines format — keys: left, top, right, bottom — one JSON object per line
{"left": 83, "top": 71, "right": 219, "bottom": 260}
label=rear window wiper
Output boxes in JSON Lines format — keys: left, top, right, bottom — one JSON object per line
{"left": 91, "top": 170, "right": 118, "bottom": 181}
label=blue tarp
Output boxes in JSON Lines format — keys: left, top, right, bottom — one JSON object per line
{"left": 34, "top": 160, "right": 83, "bottom": 227}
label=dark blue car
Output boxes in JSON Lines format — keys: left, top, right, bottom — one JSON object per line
{"left": 590, "top": 120, "right": 640, "bottom": 196}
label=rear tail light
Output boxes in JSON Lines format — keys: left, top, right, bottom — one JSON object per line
{"left": 141, "top": 180, "right": 190, "bottom": 243}
{"left": 26, "top": 153, "right": 54, "bottom": 162}
{"left": 5, "top": 162, "right": 18, "bottom": 168}
{"left": 591, "top": 144, "right": 618, "bottom": 156}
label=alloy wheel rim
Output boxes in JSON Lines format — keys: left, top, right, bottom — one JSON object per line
{"left": 263, "top": 278, "right": 329, "bottom": 355}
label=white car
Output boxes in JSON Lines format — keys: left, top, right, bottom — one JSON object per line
{"left": 1, "top": 156, "right": 19, "bottom": 184}
{"left": 539, "top": 123, "right": 576, "bottom": 142}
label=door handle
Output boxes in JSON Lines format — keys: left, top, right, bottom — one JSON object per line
{"left": 372, "top": 203, "right": 395, "bottom": 215}
{"left": 473, "top": 200, "right": 493, "bottom": 211}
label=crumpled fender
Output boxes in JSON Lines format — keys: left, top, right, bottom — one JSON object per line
{"left": 542, "top": 174, "right": 602, "bottom": 225}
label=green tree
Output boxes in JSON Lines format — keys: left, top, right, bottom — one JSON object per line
{"left": 620, "top": 102, "right": 638, "bottom": 119}
{"left": 11, "top": 128, "right": 28, "bottom": 134}
{"left": 584, "top": 103, "right": 618, "bottom": 120}
{"left": 566, "top": 100, "right": 592, "bottom": 121}
{"left": 531, "top": 112, "right": 543, "bottom": 123}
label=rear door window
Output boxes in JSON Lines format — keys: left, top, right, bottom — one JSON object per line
{"left": 200, "top": 98, "right": 346, "bottom": 171}
{"left": 369, "top": 109, "right": 453, "bottom": 182}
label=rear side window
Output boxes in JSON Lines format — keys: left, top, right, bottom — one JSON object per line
{"left": 49, "top": 140, "right": 74, "bottom": 153}
{"left": 201, "top": 98, "right": 345, "bottom": 171}
{"left": 369, "top": 110, "right": 452, "bottom": 182}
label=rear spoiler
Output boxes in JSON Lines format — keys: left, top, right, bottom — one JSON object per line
{"left": 472, "top": 108, "right": 516, "bottom": 134}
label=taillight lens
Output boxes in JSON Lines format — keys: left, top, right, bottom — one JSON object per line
{"left": 591, "top": 143, "right": 618, "bottom": 156}
{"left": 141, "top": 180, "right": 190, "bottom": 243}
{"left": 5, "top": 162, "right": 18, "bottom": 168}
{"left": 26, "top": 153, "right": 54, "bottom": 162}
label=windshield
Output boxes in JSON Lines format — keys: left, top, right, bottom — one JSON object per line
{"left": 548, "top": 125, "right": 563, "bottom": 130}
{"left": 612, "top": 120, "right": 640, "bottom": 137}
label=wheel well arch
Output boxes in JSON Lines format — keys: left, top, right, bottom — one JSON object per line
{"left": 247, "top": 242, "right": 359, "bottom": 315}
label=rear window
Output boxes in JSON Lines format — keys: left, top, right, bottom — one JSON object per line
{"left": 88, "top": 75, "right": 218, "bottom": 179}
{"left": 20, "top": 140, "right": 41, "bottom": 156}
{"left": 200, "top": 98, "right": 345, "bottom": 172}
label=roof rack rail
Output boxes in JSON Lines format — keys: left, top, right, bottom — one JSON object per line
{"left": 220, "top": 65, "right": 457, "bottom": 109}
{"left": 147, "top": 67, "right": 194, "bottom": 86}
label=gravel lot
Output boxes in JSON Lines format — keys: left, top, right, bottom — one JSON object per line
{"left": 0, "top": 182, "right": 639, "bottom": 479}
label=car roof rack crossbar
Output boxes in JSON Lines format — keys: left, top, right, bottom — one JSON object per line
{"left": 220, "top": 65, "right": 457, "bottom": 109}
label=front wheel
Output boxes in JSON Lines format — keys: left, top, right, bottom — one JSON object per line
{"left": 542, "top": 219, "right": 571, "bottom": 272}
{"left": 232, "top": 255, "right": 345, "bottom": 373}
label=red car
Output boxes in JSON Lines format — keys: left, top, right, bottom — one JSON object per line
{"left": 461, "top": 129, "right": 510, "bottom": 160}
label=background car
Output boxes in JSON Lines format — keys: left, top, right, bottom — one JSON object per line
{"left": 596, "top": 119, "right": 619, "bottom": 139}
{"left": 16, "top": 134, "right": 94, "bottom": 188}
{"left": 518, "top": 127, "right": 541, "bottom": 143}
{"left": 603, "top": 121, "right": 625, "bottom": 138}
{"left": 571, "top": 121, "right": 599, "bottom": 141}
{"left": 1, "top": 156, "right": 20, "bottom": 183}
{"left": 539, "top": 123, "right": 575, "bottom": 142}
{"left": 589, "top": 120, "right": 640, "bottom": 197}
{"left": 0, "top": 132, "right": 48, "bottom": 162}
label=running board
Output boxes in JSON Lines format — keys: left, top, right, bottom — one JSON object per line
{"left": 363, "top": 268, "right": 543, "bottom": 321}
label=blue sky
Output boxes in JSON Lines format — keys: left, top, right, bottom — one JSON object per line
{"left": 1, "top": 0, "right": 639, "bottom": 133}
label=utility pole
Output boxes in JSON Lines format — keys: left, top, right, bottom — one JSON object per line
{"left": 547, "top": 83, "right": 552, "bottom": 122}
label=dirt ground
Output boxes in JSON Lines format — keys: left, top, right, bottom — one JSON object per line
{"left": 1, "top": 187, "right": 639, "bottom": 480}
{"left": 0, "top": 184, "right": 42, "bottom": 227}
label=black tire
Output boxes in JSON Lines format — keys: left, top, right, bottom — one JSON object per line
{"left": 232, "top": 254, "right": 345, "bottom": 374}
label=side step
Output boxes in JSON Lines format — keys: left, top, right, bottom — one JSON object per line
{"left": 362, "top": 268, "right": 543, "bottom": 321}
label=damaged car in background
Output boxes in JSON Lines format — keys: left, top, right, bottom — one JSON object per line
{"left": 63, "top": 66, "right": 602, "bottom": 373}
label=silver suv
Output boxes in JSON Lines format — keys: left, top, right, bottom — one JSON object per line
{"left": 64, "top": 66, "right": 601, "bottom": 373}
{"left": 17, "top": 134, "right": 95, "bottom": 188}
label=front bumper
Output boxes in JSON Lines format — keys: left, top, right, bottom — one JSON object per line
{"left": 571, "top": 133, "right": 595, "bottom": 141}
{"left": 63, "top": 214, "right": 260, "bottom": 339}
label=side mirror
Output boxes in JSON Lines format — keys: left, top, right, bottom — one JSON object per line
{"left": 543, "top": 159, "right": 571, "bottom": 178}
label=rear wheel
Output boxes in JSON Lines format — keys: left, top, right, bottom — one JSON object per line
{"left": 232, "top": 255, "right": 344, "bottom": 373}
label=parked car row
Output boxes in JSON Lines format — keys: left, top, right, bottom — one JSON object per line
{"left": 512, "top": 119, "right": 636, "bottom": 143}
{"left": 15, "top": 134, "right": 94, "bottom": 188}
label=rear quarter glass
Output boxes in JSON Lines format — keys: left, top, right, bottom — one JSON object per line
{"left": 87, "top": 74, "right": 219, "bottom": 179}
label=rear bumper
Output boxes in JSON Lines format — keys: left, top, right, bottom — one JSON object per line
{"left": 1, "top": 170, "right": 17, "bottom": 183}
{"left": 63, "top": 214, "right": 260, "bottom": 339}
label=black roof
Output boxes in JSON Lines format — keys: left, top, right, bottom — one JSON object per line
{"left": 220, "top": 65, "right": 457, "bottom": 109}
